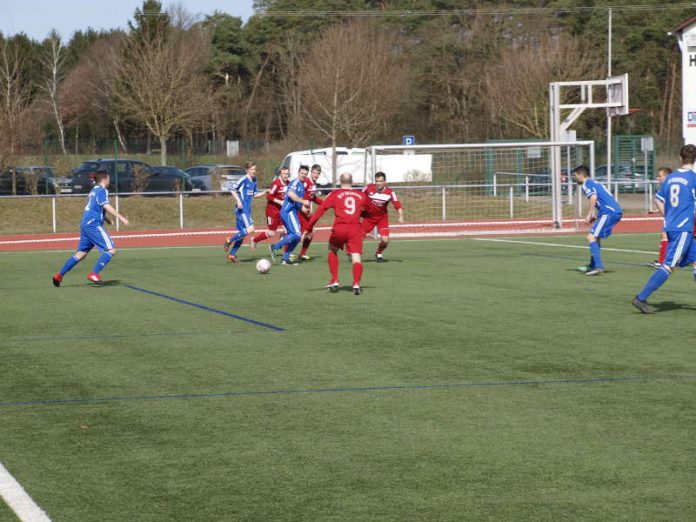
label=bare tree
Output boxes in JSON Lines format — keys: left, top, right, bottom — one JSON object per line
{"left": 0, "top": 38, "right": 32, "bottom": 194}
{"left": 484, "top": 34, "right": 603, "bottom": 138}
{"left": 40, "top": 31, "right": 67, "bottom": 154}
{"left": 111, "top": 17, "right": 213, "bottom": 165}
{"left": 296, "top": 19, "right": 412, "bottom": 184}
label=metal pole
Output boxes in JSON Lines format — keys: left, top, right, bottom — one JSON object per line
{"left": 115, "top": 194, "right": 120, "bottom": 232}
{"left": 179, "top": 193, "right": 184, "bottom": 229}
{"left": 52, "top": 196, "right": 57, "bottom": 233}
{"left": 509, "top": 186, "right": 514, "bottom": 218}
{"left": 441, "top": 186, "right": 446, "bottom": 221}
{"left": 607, "top": 9, "right": 613, "bottom": 188}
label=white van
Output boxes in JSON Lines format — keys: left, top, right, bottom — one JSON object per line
{"left": 279, "top": 147, "right": 366, "bottom": 186}
{"left": 278, "top": 146, "right": 432, "bottom": 185}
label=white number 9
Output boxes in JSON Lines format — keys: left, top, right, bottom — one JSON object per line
{"left": 345, "top": 196, "right": 356, "bottom": 215}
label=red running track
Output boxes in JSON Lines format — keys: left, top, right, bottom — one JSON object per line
{"left": 0, "top": 217, "right": 663, "bottom": 252}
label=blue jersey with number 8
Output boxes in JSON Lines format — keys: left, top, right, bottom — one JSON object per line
{"left": 656, "top": 168, "right": 696, "bottom": 232}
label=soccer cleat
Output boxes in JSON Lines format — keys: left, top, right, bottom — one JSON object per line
{"left": 585, "top": 268, "right": 605, "bottom": 276}
{"left": 576, "top": 265, "right": 592, "bottom": 273}
{"left": 375, "top": 254, "right": 384, "bottom": 263}
{"left": 227, "top": 254, "right": 239, "bottom": 263}
{"left": 87, "top": 272, "right": 103, "bottom": 285}
{"left": 326, "top": 282, "right": 340, "bottom": 292}
{"left": 632, "top": 296, "right": 655, "bottom": 314}
{"left": 352, "top": 285, "right": 362, "bottom": 295}
{"left": 52, "top": 273, "right": 62, "bottom": 287}
{"left": 223, "top": 238, "right": 231, "bottom": 252}
{"left": 281, "top": 259, "right": 299, "bottom": 266}
{"left": 249, "top": 237, "right": 256, "bottom": 251}
{"left": 269, "top": 245, "right": 278, "bottom": 263}
{"left": 299, "top": 255, "right": 311, "bottom": 261}
{"left": 647, "top": 260, "right": 662, "bottom": 269}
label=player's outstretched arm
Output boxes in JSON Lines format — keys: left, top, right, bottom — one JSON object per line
{"left": 103, "top": 203, "right": 129, "bottom": 226}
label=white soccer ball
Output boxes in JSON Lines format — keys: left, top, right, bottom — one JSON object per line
{"left": 256, "top": 258, "right": 272, "bottom": 274}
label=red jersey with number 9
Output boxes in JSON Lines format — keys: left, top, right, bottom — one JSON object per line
{"left": 309, "top": 188, "right": 366, "bottom": 228}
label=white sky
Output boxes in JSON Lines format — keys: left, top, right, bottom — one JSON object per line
{"left": 0, "top": 0, "right": 256, "bottom": 41}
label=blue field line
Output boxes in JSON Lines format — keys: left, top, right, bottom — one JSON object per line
{"left": 1, "top": 374, "right": 694, "bottom": 409}
{"left": 523, "top": 252, "right": 652, "bottom": 268}
{"left": 124, "top": 284, "right": 284, "bottom": 332}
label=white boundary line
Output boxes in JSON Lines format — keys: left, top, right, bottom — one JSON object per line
{"left": 0, "top": 461, "right": 51, "bottom": 521}
{"left": 471, "top": 237, "right": 655, "bottom": 255}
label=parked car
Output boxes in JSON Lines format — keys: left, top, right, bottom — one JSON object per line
{"left": 0, "top": 166, "right": 72, "bottom": 195}
{"left": 71, "top": 159, "right": 153, "bottom": 193}
{"left": 593, "top": 164, "right": 644, "bottom": 192}
{"left": 184, "top": 164, "right": 245, "bottom": 191}
{"left": 148, "top": 166, "right": 205, "bottom": 193}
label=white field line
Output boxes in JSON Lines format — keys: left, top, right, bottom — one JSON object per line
{"left": 471, "top": 237, "right": 655, "bottom": 255}
{"left": 0, "top": 461, "right": 51, "bottom": 521}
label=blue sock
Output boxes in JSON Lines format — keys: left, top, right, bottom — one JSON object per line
{"left": 92, "top": 251, "right": 113, "bottom": 274}
{"left": 282, "top": 237, "right": 301, "bottom": 261}
{"left": 272, "top": 233, "right": 299, "bottom": 251}
{"left": 60, "top": 255, "right": 81, "bottom": 276}
{"left": 589, "top": 241, "right": 603, "bottom": 269}
{"left": 230, "top": 238, "right": 244, "bottom": 256}
{"left": 637, "top": 267, "right": 670, "bottom": 301}
{"left": 228, "top": 229, "right": 247, "bottom": 255}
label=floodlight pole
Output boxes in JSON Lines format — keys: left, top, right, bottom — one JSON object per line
{"left": 607, "top": 9, "right": 613, "bottom": 189}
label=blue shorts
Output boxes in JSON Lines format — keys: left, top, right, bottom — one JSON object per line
{"left": 235, "top": 210, "right": 253, "bottom": 232}
{"left": 281, "top": 210, "right": 302, "bottom": 236}
{"left": 591, "top": 213, "right": 622, "bottom": 239}
{"left": 665, "top": 231, "right": 696, "bottom": 268}
{"left": 77, "top": 224, "right": 114, "bottom": 253}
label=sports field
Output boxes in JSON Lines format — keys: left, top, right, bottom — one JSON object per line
{"left": 1, "top": 235, "right": 695, "bottom": 521}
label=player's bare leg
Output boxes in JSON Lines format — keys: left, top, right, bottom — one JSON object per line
{"left": 351, "top": 252, "right": 363, "bottom": 295}
{"left": 375, "top": 233, "right": 390, "bottom": 262}
{"left": 299, "top": 231, "right": 314, "bottom": 260}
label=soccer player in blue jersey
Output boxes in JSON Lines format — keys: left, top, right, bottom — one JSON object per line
{"left": 633, "top": 144, "right": 696, "bottom": 314}
{"left": 52, "top": 170, "right": 130, "bottom": 286}
{"left": 269, "top": 165, "right": 310, "bottom": 265}
{"left": 573, "top": 165, "right": 623, "bottom": 276}
{"left": 224, "top": 161, "right": 268, "bottom": 262}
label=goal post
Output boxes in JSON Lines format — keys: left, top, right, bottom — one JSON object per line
{"left": 364, "top": 140, "right": 595, "bottom": 233}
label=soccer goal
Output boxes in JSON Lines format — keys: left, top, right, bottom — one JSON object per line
{"left": 364, "top": 141, "right": 595, "bottom": 234}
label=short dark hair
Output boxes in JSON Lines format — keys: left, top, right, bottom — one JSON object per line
{"left": 573, "top": 165, "right": 590, "bottom": 178}
{"left": 299, "top": 164, "right": 309, "bottom": 172}
{"left": 375, "top": 171, "right": 386, "bottom": 181}
{"left": 94, "top": 170, "right": 109, "bottom": 184}
{"left": 311, "top": 164, "right": 321, "bottom": 172}
{"left": 680, "top": 144, "right": 696, "bottom": 165}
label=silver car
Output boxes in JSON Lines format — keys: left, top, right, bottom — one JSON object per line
{"left": 184, "top": 165, "right": 245, "bottom": 191}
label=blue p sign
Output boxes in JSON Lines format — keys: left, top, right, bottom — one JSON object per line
{"left": 402, "top": 135, "right": 416, "bottom": 146}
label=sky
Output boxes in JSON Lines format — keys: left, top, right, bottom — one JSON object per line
{"left": 0, "top": 0, "right": 256, "bottom": 41}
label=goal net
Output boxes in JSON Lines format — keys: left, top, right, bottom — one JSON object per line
{"left": 364, "top": 141, "right": 594, "bottom": 236}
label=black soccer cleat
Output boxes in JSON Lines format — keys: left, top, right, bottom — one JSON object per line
{"left": 269, "top": 245, "right": 278, "bottom": 263}
{"left": 632, "top": 296, "right": 655, "bottom": 314}
{"left": 375, "top": 254, "right": 384, "bottom": 263}
{"left": 52, "top": 273, "right": 62, "bottom": 287}
{"left": 326, "top": 282, "right": 340, "bottom": 293}
{"left": 352, "top": 285, "right": 362, "bottom": 295}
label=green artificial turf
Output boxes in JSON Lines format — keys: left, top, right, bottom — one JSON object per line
{"left": 1, "top": 236, "right": 695, "bottom": 521}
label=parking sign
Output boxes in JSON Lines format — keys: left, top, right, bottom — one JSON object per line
{"left": 402, "top": 135, "right": 416, "bottom": 146}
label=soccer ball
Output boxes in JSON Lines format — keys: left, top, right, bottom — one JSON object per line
{"left": 256, "top": 258, "right": 272, "bottom": 274}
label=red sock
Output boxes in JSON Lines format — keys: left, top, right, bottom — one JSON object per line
{"left": 352, "top": 262, "right": 363, "bottom": 287}
{"left": 376, "top": 241, "right": 388, "bottom": 254}
{"left": 328, "top": 251, "right": 339, "bottom": 283}
{"left": 253, "top": 232, "right": 269, "bottom": 243}
{"left": 300, "top": 237, "right": 312, "bottom": 256}
{"left": 658, "top": 239, "right": 668, "bottom": 264}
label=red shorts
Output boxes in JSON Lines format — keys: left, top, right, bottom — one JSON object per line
{"left": 361, "top": 214, "right": 389, "bottom": 236}
{"left": 266, "top": 209, "right": 283, "bottom": 231}
{"left": 329, "top": 224, "right": 363, "bottom": 254}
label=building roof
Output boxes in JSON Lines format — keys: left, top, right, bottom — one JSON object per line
{"left": 671, "top": 16, "right": 696, "bottom": 35}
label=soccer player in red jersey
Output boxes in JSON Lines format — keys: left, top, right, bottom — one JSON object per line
{"left": 308, "top": 173, "right": 367, "bottom": 295}
{"left": 250, "top": 167, "right": 290, "bottom": 249}
{"left": 362, "top": 171, "right": 404, "bottom": 262}
{"left": 297, "top": 164, "right": 325, "bottom": 260}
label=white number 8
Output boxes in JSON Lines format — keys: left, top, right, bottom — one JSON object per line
{"left": 670, "top": 184, "right": 680, "bottom": 207}
{"left": 345, "top": 196, "right": 356, "bottom": 215}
